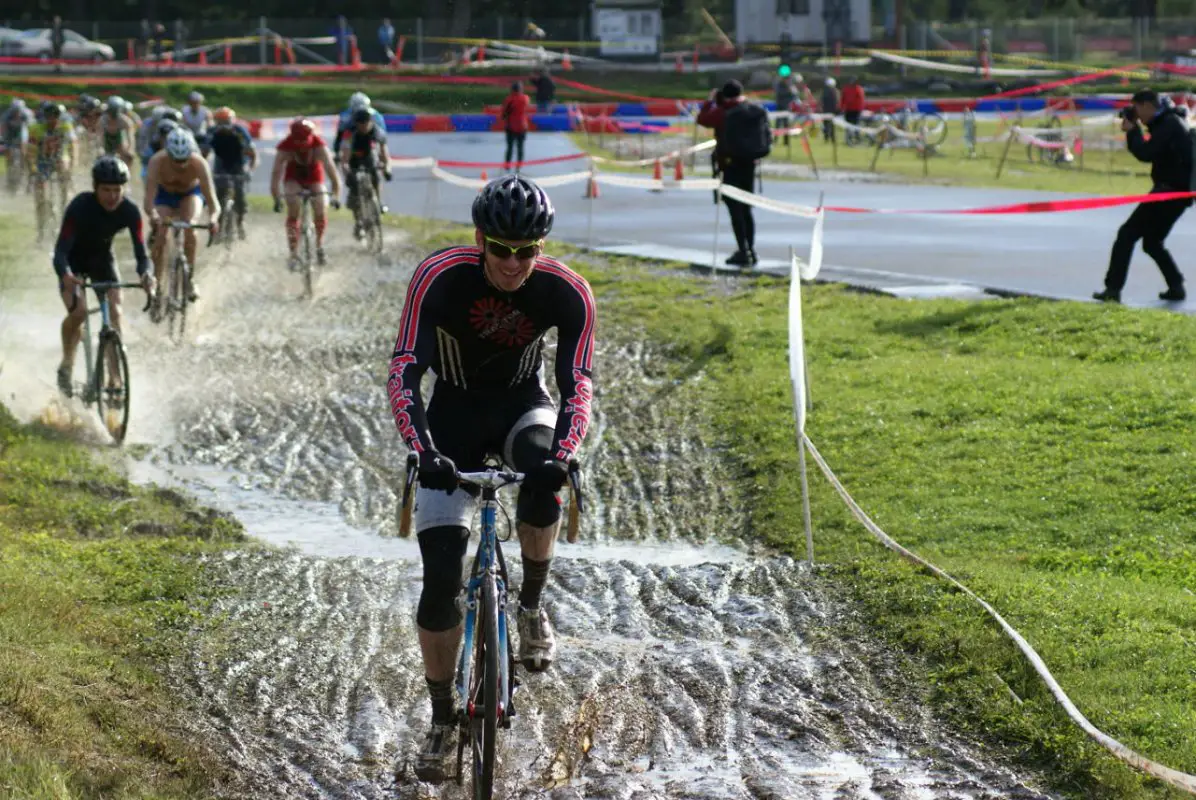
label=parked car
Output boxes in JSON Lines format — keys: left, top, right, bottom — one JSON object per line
{"left": 0, "top": 27, "right": 21, "bottom": 56}
{"left": 9, "top": 28, "right": 115, "bottom": 62}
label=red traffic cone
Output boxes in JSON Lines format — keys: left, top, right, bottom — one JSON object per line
{"left": 674, "top": 55, "right": 683, "bottom": 73}
{"left": 225, "top": 43, "right": 232, "bottom": 64}
{"left": 584, "top": 174, "right": 600, "bottom": 198}
{"left": 651, "top": 158, "right": 662, "bottom": 180}
{"left": 197, "top": 49, "right": 208, "bottom": 66}
{"left": 479, "top": 169, "right": 488, "bottom": 191}
{"left": 561, "top": 49, "right": 573, "bottom": 70}
{"left": 673, "top": 157, "right": 684, "bottom": 182}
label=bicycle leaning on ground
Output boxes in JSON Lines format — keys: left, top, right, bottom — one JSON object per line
{"left": 398, "top": 454, "right": 585, "bottom": 799}
{"left": 70, "top": 279, "right": 151, "bottom": 444}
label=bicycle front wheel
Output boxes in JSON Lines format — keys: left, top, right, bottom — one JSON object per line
{"left": 470, "top": 573, "right": 500, "bottom": 799}
{"left": 919, "top": 113, "right": 948, "bottom": 147}
{"left": 168, "top": 254, "right": 189, "bottom": 343}
{"left": 301, "top": 202, "right": 314, "bottom": 298}
{"left": 365, "top": 186, "right": 384, "bottom": 255}
{"left": 94, "top": 330, "right": 131, "bottom": 444}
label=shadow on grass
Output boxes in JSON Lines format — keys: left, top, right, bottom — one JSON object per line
{"left": 652, "top": 320, "right": 733, "bottom": 399}
{"left": 870, "top": 300, "right": 1033, "bottom": 341}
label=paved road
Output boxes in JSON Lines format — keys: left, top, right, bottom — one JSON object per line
{"left": 250, "top": 131, "right": 1196, "bottom": 311}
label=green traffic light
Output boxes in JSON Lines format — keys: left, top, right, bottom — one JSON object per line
{"left": 778, "top": 64, "right": 792, "bottom": 77}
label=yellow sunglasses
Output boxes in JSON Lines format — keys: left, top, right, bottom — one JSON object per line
{"left": 484, "top": 235, "right": 544, "bottom": 260}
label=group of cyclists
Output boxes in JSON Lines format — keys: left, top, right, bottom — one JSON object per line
{"left": 3, "top": 88, "right": 398, "bottom": 399}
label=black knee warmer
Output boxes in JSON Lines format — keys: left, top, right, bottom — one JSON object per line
{"left": 416, "top": 525, "right": 469, "bottom": 631}
{"left": 517, "top": 487, "right": 562, "bottom": 528}
{"left": 510, "top": 423, "right": 562, "bottom": 527}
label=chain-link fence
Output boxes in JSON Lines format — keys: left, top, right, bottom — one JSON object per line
{"left": 873, "top": 17, "right": 1196, "bottom": 62}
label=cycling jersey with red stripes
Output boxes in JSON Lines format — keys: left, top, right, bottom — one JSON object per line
{"left": 387, "top": 245, "right": 596, "bottom": 463}
{"left": 277, "top": 131, "right": 327, "bottom": 186}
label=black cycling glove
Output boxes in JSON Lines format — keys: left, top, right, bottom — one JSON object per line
{"left": 418, "top": 450, "right": 459, "bottom": 494}
{"left": 524, "top": 459, "right": 569, "bottom": 494}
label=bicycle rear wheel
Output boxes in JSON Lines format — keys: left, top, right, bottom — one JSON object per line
{"left": 469, "top": 573, "right": 500, "bottom": 799}
{"left": 94, "top": 330, "right": 131, "bottom": 444}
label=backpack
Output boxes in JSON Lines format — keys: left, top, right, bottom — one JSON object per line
{"left": 722, "top": 101, "right": 772, "bottom": 162}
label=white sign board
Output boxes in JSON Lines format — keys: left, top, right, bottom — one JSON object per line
{"left": 596, "top": 7, "right": 660, "bottom": 56}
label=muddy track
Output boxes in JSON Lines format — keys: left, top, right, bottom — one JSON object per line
{"left": 1, "top": 198, "right": 1057, "bottom": 798}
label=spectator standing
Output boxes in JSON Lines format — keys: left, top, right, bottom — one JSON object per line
{"left": 820, "top": 77, "right": 839, "bottom": 142}
{"left": 774, "top": 72, "right": 800, "bottom": 145}
{"left": 378, "top": 18, "right": 396, "bottom": 64}
{"left": 501, "top": 82, "right": 531, "bottom": 172}
{"left": 1095, "top": 89, "right": 1191, "bottom": 303}
{"left": 333, "top": 15, "right": 354, "bottom": 66}
{"left": 840, "top": 76, "right": 866, "bottom": 145}
{"left": 139, "top": 19, "right": 151, "bottom": 62}
{"left": 530, "top": 69, "right": 556, "bottom": 113}
{"left": 174, "top": 19, "right": 188, "bottom": 63}
{"left": 698, "top": 80, "right": 772, "bottom": 267}
{"left": 152, "top": 22, "right": 165, "bottom": 67}
{"left": 50, "top": 16, "right": 65, "bottom": 62}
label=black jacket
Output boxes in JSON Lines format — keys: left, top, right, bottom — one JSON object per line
{"left": 1127, "top": 107, "right": 1193, "bottom": 193}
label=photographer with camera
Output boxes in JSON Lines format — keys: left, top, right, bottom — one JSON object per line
{"left": 1094, "top": 89, "right": 1192, "bottom": 303}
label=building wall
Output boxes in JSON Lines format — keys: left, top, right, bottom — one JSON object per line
{"left": 735, "top": 0, "right": 872, "bottom": 46}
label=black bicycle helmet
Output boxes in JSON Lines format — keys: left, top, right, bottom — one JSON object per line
{"left": 471, "top": 175, "right": 554, "bottom": 241}
{"left": 43, "top": 101, "right": 63, "bottom": 117}
{"left": 161, "top": 108, "right": 182, "bottom": 123}
{"left": 156, "top": 119, "right": 179, "bottom": 140}
{"left": 352, "top": 107, "right": 372, "bottom": 125}
{"left": 92, "top": 154, "right": 130, "bottom": 185}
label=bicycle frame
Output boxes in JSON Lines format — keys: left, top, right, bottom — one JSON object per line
{"left": 455, "top": 470, "right": 521, "bottom": 729}
{"left": 76, "top": 279, "right": 146, "bottom": 401}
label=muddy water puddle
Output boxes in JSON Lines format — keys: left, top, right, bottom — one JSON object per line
{"left": 2, "top": 203, "right": 1055, "bottom": 798}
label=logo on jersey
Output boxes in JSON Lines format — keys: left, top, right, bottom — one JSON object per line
{"left": 387, "top": 353, "right": 424, "bottom": 452}
{"left": 556, "top": 371, "right": 592, "bottom": 460}
{"left": 469, "top": 297, "right": 536, "bottom": 347}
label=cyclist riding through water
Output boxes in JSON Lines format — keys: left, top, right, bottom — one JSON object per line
{"left": 338, "top": 107, "right": 392, "bottom": 238}
{"left": 25, "top": 102, "right": 78, "bottom": 240}
{"left": 99, "top": 96, "right": 136, "bottom": 166}
{"left": 271, "top": 118, "right": 341, "bottom": 270}
{"left": 387, "top": 174, "right": 595, "bottom": 782}
{"left": 335, "top": 91, "right": 386, "bottom": 146}
{"left": 143, "top": 127, "right": 220, "bottom": 304}
{"left": 182, "top": 91, "right": 213, "bottom": 158}
{"left": 53, "top": 155, "right": 154, "bottom": 396}
{"left": 2, "top": 99, "right": 34, "bottom": 185}
{"left": 208, "top": 106, "right": 257, "bottom": 241}
{"left": 139, "top": 108, "right": 182, "bottom": 178}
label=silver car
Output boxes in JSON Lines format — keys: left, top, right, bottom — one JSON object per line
{"left": 10, "top": 28, "right": 116, "bottom": 62}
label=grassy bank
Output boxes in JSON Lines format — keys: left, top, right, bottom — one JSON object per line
{"left": 0, "top": 213, "right": 246, "bottom": 798}
{"left": 397, "top": 214, "right": 1196, "bottom": 798}
{"left": 0, "top": 405, "right": 247, "bottom": 798}
{"left": 571, "top": 116, "right": 1153, "bottom": 195}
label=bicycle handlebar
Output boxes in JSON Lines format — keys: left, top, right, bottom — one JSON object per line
{"left": 166, "top": 220, "right": 216, "bottom": 247}
{"left": 81, "top": 280, "right": 153, "bottom": 312}
{"left": 397, "top": 453, "right": 584, "bottom": 542}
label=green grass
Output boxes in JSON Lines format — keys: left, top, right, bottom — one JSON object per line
{"left": 0, "top": 212, "right": 246, "bottom": 798}
{"left": 573, "top": 117, "right": 1156, "bottom": 195}
{"left": 393, "top": 214, "right": 1196, "bottom": 798}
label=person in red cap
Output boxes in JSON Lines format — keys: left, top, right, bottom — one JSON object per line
{"left": 500, "top": 81, "right": 531, "bottom": 172}
{"left": 271, "top": 118, "right": 341, "bottom": 270}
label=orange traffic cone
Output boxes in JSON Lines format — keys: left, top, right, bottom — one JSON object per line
{"left": 584, "top": 174, "right": 600, "bottom": 198}
{"left": 673, "top": 156, "right": 684, "bottom": 182}
{"left": 650, "top": 158, "right": 663, "bottom": 193}
{"left": 477, "top": 43, "right": 486, "bottom": 62}
{"left": 674, "top": 55, "right": 683, "bottom": 73}
{"left": 480, "top": 169, "right": 488, "bottom": 191}
{"left": 561, "top": 49, "right": 573, "bottom": 70}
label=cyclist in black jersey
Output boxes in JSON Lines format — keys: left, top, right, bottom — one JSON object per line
{"left": 337, "top": 107, "right": 392, "bottom": 238}
{"left": 208, "top": 106, "right": 257, "bottom": 240}
{"left": 387, "top": 175, "right": 595, "bottom": 782}
{"left": 52, "top": 155, "right": 154, "bottom": 396}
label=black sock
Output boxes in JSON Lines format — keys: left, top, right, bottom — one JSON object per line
{"left": 518, "top": 556, "right": 552, "bottom": 610}
{"left": 426, "top": 676, "right": 454, "bottom": 724}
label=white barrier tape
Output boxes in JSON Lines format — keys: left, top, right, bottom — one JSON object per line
{"left": 799, "top": 434, "right": 1196, "bottom": 796}
{"left": 677, "top": 178, "right": 721, "bottom": 190}
{"left": 870, "top": 50, "right": 1063, "bottom": 76}
{"left": 596, "top": 173, "right": 664, "bottom": 190}
{"left": 1012, "top": 127, "right": 1071, "bottom": 150}
{"left": 391, "top": 157, "right": 437, "bottom": 170}
{"left": 720, "top": 185, "right": 820, "bottom": 219}
{"left": 527, "top": 170, "right": 591, "bottom": 188}
{"left": 830, "top": 117, "right": 884, "bottom": 139}
{"left": 431, "top": 165, "right": 485, "bottom": 190}
{"left": 589, "top": 138, "right": 718, "bottom": 170}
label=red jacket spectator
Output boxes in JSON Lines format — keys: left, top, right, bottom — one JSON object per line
{"left": 501, "top": 89, "right": 531, "bottom": 134}
{"left": 841, "top": 81, "right": 866, "bottom": 113}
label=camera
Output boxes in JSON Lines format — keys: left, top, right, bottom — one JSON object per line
{"left": 1119, "top": 105, "right": 1137, "bottom": 123}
